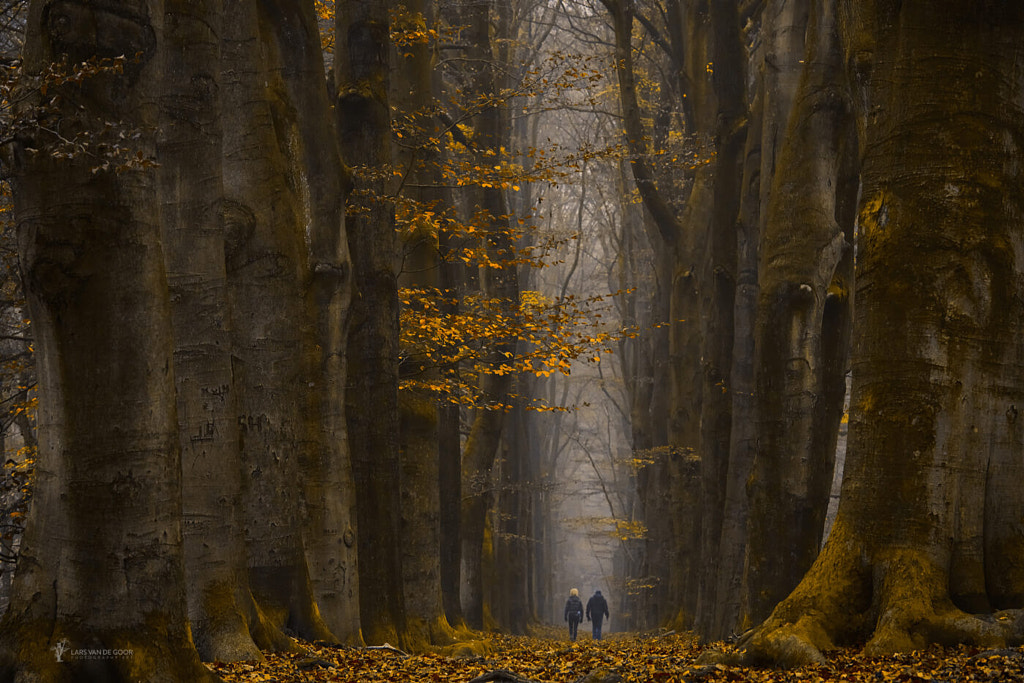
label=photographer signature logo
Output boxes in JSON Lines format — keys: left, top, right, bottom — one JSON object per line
{"left": 51, "top": 638, "right": 132, "bottom": 663}
{"left": 51, "top": 639, "right": 70, "bottom": 663}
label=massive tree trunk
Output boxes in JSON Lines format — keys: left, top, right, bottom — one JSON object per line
{"left": 741, "top": 0, "right": 1024, "bottom": 666}
{"left": 158, "top": 0, "right": 264, "bottom": 662}
{"left": 256, "top": 0, "right": 361, "bottom": 645}
{"left": 0, "top": 1, "right": 214, "bottom": 679}
{"left": 222, "top": 0, "right": 333, "bottom": 645}
{"left": 336, "top": 0, "right": 407, "bottom": 647}
{"left": 708, "top": 0, "right": 810, "bottom": 640}
{"left": 740, "top": 0, "right": 855, "bottom": 632}
{"left": 684, "top": 0, "right": 745, "bottom": 638}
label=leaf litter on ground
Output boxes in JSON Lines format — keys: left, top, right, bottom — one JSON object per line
{"left": 204, "top": 626, "right": 1024, "bottom": 682}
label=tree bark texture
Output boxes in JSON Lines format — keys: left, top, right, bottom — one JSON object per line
{"left": 457, "top": 0, "right": 520, "bottom": 632}
{"left": 0, "top": 1, "right": 214, "bottom": 679}
{"left": 492, "top": 399, "right": 532, "bottom": 635}
{"left": 742, "top": 0, "right": 1024, "bottom": 666}
{"left": 222, "top": 0, "right": 333, "bottom": 645}
{"left": 741, "top": 0, "right": 855, "bottom": 632}
{"left": 256, "top": 0, "right": 361, "bottom": 645}
{"left": 682, "top": 0, "right": 746, "bottom": 640}
{"left": 336, "top": 0, "right": 407, "bottom": 647}
{"left": 392, "top": 0, "right": 457, "bottom": 649}
{"left": 158, "top": 0, "right": 265, "bottom": 663}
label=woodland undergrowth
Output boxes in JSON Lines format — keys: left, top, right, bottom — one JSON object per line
{"left": 205, "top": 626, "right": 1024, "bottom": 682}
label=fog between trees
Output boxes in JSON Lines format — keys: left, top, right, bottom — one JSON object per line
{"left": 0, "top": 0, "right": 1023, "bottom": 680}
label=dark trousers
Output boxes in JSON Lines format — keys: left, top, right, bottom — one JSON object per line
{"left": 568, "top": 618, "right": 580, "bottom": 641}
{"left": 591, "top": 619, "right": 603, "bottom": 640}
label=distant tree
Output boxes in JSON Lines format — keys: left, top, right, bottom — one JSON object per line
{"left": 382, "top": 0, "right": 464, "bottom": 650}
{"left": 601, "top": 0, "right": 747, "bottom": 632}
{"left": 336, "top": 0, "right": 407, "bottom": 647}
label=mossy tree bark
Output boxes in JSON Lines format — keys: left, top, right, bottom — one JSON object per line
{"left": 221, "top": 0, "right": 334, "bottom": 646}
{"left": 457, "top": 0, "right": 520, "bottom": 632}
{"left": 158, "top": 0, "right": 265, "bottom": 663}
{"left": 253, "top": 0, "right": 362, "bottom": 644}
{"left": 741, "top": 0, "right": 1024, "bottom": 666}
{"left": 705, "top": 0, "right": 810, "bottom": 641}
{"left": 0, "top": 1, "right": 215, "bottom": 679}
{"left": 336, "top": 0, "right": 407, "bottom": 647}
{"left": 2, "top": 0, "right": 354, "bottom": 671}
{"left": 390, "top": 0, "right": 457, "bottom": 651}
{"left": 740, "top": 0, "right": 857, "bottom": 633}
{"left": 679, "top": 0, "right": 746, "bottom": 638}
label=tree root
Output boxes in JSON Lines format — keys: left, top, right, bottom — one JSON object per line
{"left": 734, "top": 527, "right": 1024, "bottom": 668}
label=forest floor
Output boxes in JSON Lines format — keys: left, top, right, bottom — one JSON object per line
{"left": 205, "top": 626, "right": 1024, "bottom": 682}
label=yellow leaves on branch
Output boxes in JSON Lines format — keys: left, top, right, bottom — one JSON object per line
{"left": 316, "top": 2, "right": 453, "bottom": 57}
{"left": 399, "top": 284, "right": 636, "bottom": 412}
{"left": 562, "top": 516, "right": 647, "bottom": 543}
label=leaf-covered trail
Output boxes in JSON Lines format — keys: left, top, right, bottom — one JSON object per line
{"left": 205, "top": 629, "right": 1024, "bottom": 682}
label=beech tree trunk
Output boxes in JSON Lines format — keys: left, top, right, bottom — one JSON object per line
{"left": 158, "top": 0, "right": 265, "bottom": 662}
{"left": 741, "top": 0, "right": 855, "bottom": 632}
{"left": 742, "top": 0, "right": 1024, "bottom": 666}
{"left": 492, "top": 399, "right": 532, "bottom": 634}
{"left": 256, "top": 0, "right": 362, "bottom": 644}
{"left": 0, "top": 1, "right": 214, "bottom": 679}
{"left": 458, "top": 0, "right": 520, "bottom": 631}
{"left": 336, "top": 0, "right": 407, "bottom": 647}
{"left": 708, "top": 0, "right": 811, "bottom": 640}
{"left": 390, "top": 0, "right": 457, "bottom": 649}
{"left": 222, "top": 0, "right": 333, "bottom": 644}
{"left": 684, "top": 0, "right": 745, "bottom": 638}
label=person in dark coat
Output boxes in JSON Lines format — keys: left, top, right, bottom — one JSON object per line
{"left": 563, "top": 588, "right": 584, "bottom": 641}
{"left": 585, "top": 589, "right": 609, "bottom": 640}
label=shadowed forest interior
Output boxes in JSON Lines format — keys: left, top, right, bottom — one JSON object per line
{"left": 1, "top": 0, "right": 1024, "bottom": 681}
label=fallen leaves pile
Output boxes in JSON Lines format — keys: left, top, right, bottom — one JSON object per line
{"left": 205, "top": 628, "right": 1024, "bottom": 682}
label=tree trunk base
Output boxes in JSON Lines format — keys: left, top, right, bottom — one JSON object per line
{"left": 734, "top": 523, "right": 1024, "bottom": 668}
{"left": 0, "top": 617, "right": 218, "bottom": 683}
{"left": 401, "top": 615, "right": 458, "bottom": 652}
{"left": 249, "top": 565, "right": 337, "bottom": 646}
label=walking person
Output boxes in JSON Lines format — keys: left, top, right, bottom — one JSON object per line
{"left": 585, "top": 589, "right": 609, "bottom": 640}
{"left": 563, "top": 588, "right": 584, "bottom": 641}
